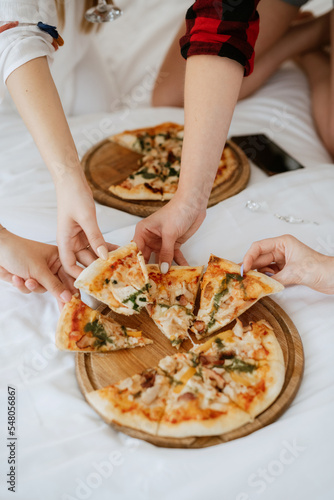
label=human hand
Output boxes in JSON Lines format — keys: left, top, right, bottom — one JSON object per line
{"left": 242, "top": 234, "right": 334, "bottom": 294}
{"left": 133, "top": 194, "right": 206, "bottom": 272}
{"left": 56, "top": 184, "right": 118, "bottom": 279}
{"left": 0, "top": 228, "right": 76, "bottom": 308}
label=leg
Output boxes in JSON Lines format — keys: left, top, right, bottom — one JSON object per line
{"left": 240, "top": 9, "right": 330, "bottom": 99}
{"left": 152, "top": 0, "right": 300, "bottom": 107}
{"left": 298, "top": 49, "right": 334, "bottom": 158}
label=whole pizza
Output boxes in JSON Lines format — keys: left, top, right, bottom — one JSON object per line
{"left": 56, "top": 243, "right": 286, "bottom": 440}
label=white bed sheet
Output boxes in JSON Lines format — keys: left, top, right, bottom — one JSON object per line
{"left": 1, "top": 2, "right": 334, "bottom": 498}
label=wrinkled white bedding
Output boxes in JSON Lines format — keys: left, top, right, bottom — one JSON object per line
{"left": 0, "top": 0, "right": 333, "bottom": 499}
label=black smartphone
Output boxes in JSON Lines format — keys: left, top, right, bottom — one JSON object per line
{"left": 231, "top": 134, "right": 305, "bottom": 176}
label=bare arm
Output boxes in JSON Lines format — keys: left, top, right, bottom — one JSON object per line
{"left": 178, "top": 55, "right": 243, "bottom": 210}
{"left": 6, "top": 57, "right": 81, "bottom": 185}
{"left": 6, "top": 57, "right": 112, "bottom": 277}
{"left": 134, "top": 55, "right": 243, "bottom": 269}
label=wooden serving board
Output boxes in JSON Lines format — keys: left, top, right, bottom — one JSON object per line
{"left": 81, "top": 139, "right": 250, "bottom": 217}
{"left": 76, "top": 297, "right": 304, "bottom": 449}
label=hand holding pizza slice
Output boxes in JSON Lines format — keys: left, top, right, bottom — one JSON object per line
{"left": 192, "top": 255, "right": 284, "bottom": 338}
{"left": 74, "top": 242, "right": 150, "bottom": 315}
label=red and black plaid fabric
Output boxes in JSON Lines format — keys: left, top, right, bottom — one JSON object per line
{"left": 180, "top": 0, "right": 260, "bottom": 76}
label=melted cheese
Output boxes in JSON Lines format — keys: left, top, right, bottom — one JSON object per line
{"left": 195, "top": 330, "right": 234, "bottom": 353}
{"left": 173, "top": 367, "right": 196, "bottom": 393}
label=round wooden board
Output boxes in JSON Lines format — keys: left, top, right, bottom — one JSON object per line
{"left": 81, "top": 138, "right": 250, "bottom": 217}
{"left": 76, "top": 297, "right": 304, "bottom": 449}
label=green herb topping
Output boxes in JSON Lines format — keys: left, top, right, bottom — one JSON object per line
{"left": 171, "top": 338, "right": 183, "bottom": 347}
{"left": 225, "top": 358, "right": 257, "bottom": 373}
{"left": 122, "top": 283, "right": 151, "bottom": 311}
{"left": 214, "top": 338, "right": 225, "bottom": 350}
{"left": 189, "top": 352, "right": 199, "bottom": 367}
{"left": 84, "top": 320, "right": 114, "bottom": 348}
{"left": 157, "top": 303, "right": 194, "bottom": 316}
{"left": 207, "top": 273, "right": 245, "bottom": 331}
{"left": 160, "top": 369, "right": 183, "bottom": 386}
{"left": 194, "top": 366, "right": 204, "bottom": 380}
{"left": 121, "top": 325, "right": 128, "bottom": 337}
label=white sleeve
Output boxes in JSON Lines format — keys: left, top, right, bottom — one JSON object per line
{"left": 0, "top": 1, "right": 56, "bottom": 103}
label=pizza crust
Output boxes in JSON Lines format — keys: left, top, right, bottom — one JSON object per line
{"left": 109, "top": 184, "right": 174, "bottom": 201}
{"left": 193, "top": 256, "right": 284, "bottom": 337}
{"left": 86, "top": 389, "right": 161, "bottom": 435}
{"left": 74, "top": 242, "right": 149, "bottom": 315}
{"left": 223, "top": 360, "right": 285, "bottom": 418}
{"left": 157, "top": 402, "right": 251, "bottom": 438}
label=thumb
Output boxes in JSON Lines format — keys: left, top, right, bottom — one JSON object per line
{"left": 83, "top": 218, "right": 109, "bottom": 261}
{"left": 159, "top": 233, "right": 175, "bottom": 274}
{"left": 37, "top": 266, "right": 72, "bottom": 303}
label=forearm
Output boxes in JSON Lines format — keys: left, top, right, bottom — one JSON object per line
{"left": 317, "top": 255, "right": 334, "bottom": 294}
{"left": 6, "top": 57, "right": 87, "bottom": 190}
{"left": 177, "top": 55, "right": 243, "bottom": 209}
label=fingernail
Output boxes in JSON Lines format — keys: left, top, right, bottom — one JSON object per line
{"left": 160, "top": 262, "right": 169, "bottom": 274}
{"left": 26, "top": 281, "right": 37, "bottom": 291}
{"left": 240, "top": 264, "right": 244, "bottom": 277}
{"left": 60, "top": 290, "right": 72, "bottom": 302}
{"left": 97, "top": 245, "right": 108, "bottom": 260}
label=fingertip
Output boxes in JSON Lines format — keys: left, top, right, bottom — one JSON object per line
{"left": 160, "top": 262, "right": 169, "bottom": 274}
{"left": 12, "top": 275, "right": 24, "bottom": 286}
{"left": 60, "top": 290, "right": 72, "bottom": 303}
{"left": 25, "top": 279, "right": 38, "bottom": 291}
{"left": 96, "top": 245, "right": 109, "bottom": 260}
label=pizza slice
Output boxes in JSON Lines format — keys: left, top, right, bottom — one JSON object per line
{"left": 145, "top": 265, "right": 204, "bottom": 348}
{"left": 110, "top": 122, "right": 184, "bottom": 155}
{"left": 190, "top": 323, "right": 285, "bottom": 418}
{"left": 156, "top": 352, "right": 251, "bottom": 437}
{"left": 192, "top": 256, "right": 284, "bottom": 338}
{"left": 220, "top": 358, "right": 285, "bottom": 418}
{"left": 56, "top": 296, "right": 152, "bottom": 352}
{"left": 193, "top": 319, "right": 285, "bottom": 364}
{"left": 74, "top": 242, "right": 150, "bottom": 315}
{"left": 86, "top": 366, "right": 173, "bottom": 435}
{"left": 108, "top": 154, "right": 180, "bottom": 201}
{"left": 109, "top": 123, "right": 183, "bottom": 201}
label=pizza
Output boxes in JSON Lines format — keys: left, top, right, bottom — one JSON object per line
{"left": 145, "top": 265, "right": 204, "bottom": 348}
{"left": 156, "top": 351, "right": 251, "bottom": 437}
{"left": 191, "top": 256, "right": 284, "bottom": 338}
{"left": 87, "top": 366, "right": 173, "bottom": 435}
{"left": 74, "top": 242, "right": 150, "bottom": 315}
{"left": 108, "top": 122, "right": 238, "bottom": 201}
{"left": 86, "top": 318, "right": 285, "bottom": 438}
{"left": 56, "top": 296, "right": 152, "bottom": 352}
{"left": 191, "top": 320, "right": 285, "bottom": 418}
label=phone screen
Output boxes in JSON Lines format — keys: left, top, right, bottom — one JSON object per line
{"left": 231, "top": 134, "right": 305, "bottom": 176}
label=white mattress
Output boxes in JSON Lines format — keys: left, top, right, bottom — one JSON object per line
{"left": 0, "top": 1, "right": 333, "bottom": 499}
